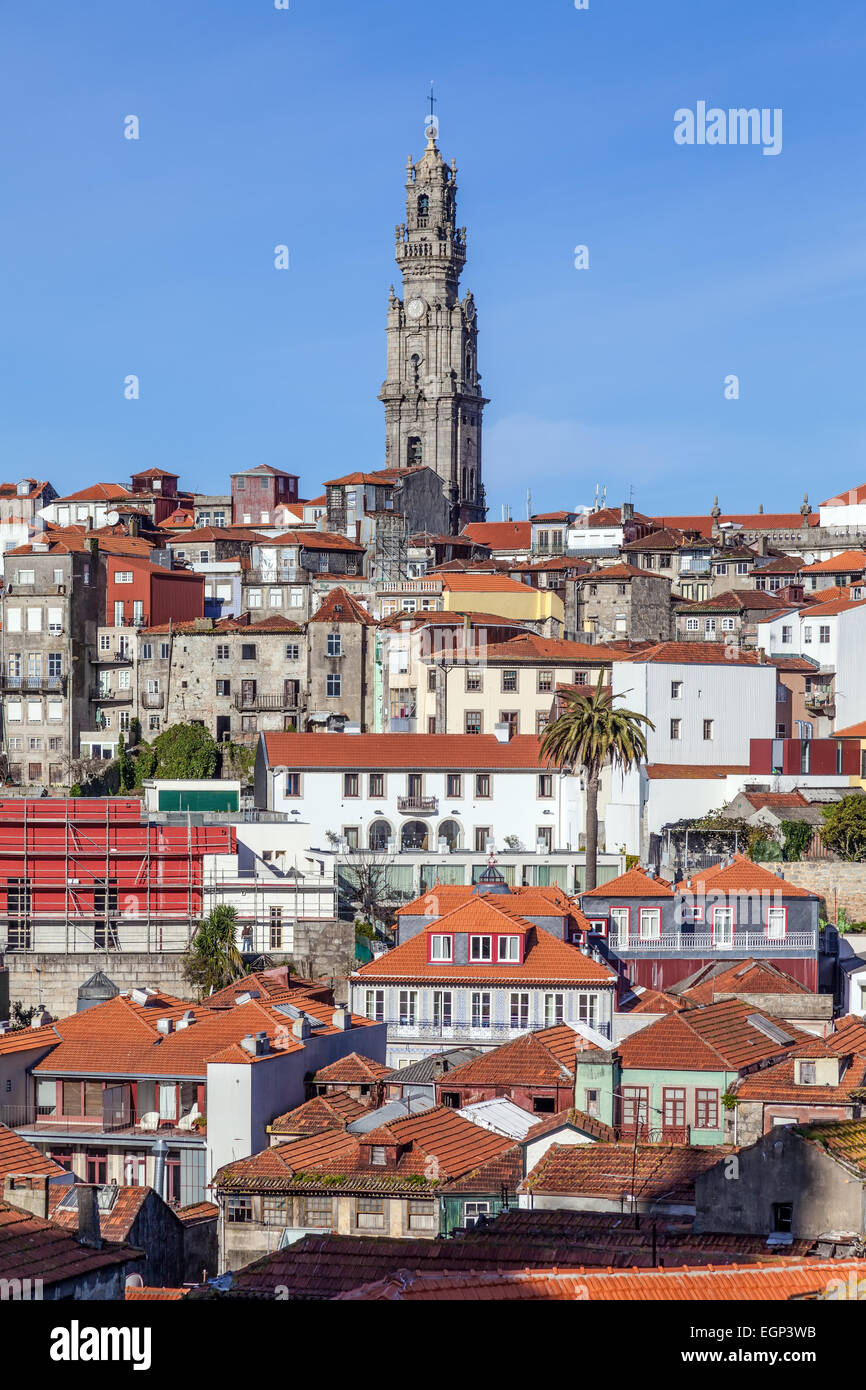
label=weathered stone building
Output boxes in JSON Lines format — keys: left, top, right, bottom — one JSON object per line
{"left": 305, "top": 588, "right": 377, "bottom": 732}
{"left": 569, "top": 563, "right": 672, "bottom": 643}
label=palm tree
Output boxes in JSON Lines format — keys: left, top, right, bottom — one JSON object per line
{"left": 182, "top": 905, "right": 248, "bottom": 996}
{"left": 540, "top": 673, "right": 654, "bottom": 891}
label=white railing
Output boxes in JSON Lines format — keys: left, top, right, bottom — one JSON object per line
{"left": 609, "top": 930, "right": 817, "bottom": 952}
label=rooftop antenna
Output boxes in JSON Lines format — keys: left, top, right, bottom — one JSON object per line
{"left": 526, "top": 489, "right": 532, "bottom": 520}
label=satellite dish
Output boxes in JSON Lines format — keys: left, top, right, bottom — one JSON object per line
{"left": 105, "top": 510, "right": 120, "bottom": 526}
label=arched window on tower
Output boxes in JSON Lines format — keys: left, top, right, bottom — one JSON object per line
{"left": 469, "top": 469, "right": 476, "bottom": 501}
{"left": 417, "top": 194, "right": 429, "bottom": 226}
{"left": 408, "top": 437, "right": 423, "bottom": 467}
{"left": 465, "top": 350, "right": 473, "bottom": 382}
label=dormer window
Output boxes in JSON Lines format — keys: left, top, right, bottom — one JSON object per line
{"left": 430, "top": 934, "right": 453, "bottom": 962}
{"left": 371, "top": 1146, "right": 387, "bottom": 1165}
{"left": 470, "top": 935, "right": 492, "bottom": 962}
{"left": 798, "top": 1061, "right": 817, "bottom": 1086}
{"left": 498, "top": 935, "right": 520, "bottom": 962}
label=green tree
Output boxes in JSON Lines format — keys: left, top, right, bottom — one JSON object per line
{"left": 780, "top": 819, "right": 814, "bottom": 862}
{"left": 117, "top": 735, "right": 135, "bottom": 794}
{"left": 540, "top": 674, "right": 654, "bottom": 891}
{"left": 182, "top": 905, "right": 246, "bottom": 996}
{"left": 820, "top": 796, "right": 866, "bottom": 862}
{"left": 152, "top": 723, "right": 219, "bottom": 780}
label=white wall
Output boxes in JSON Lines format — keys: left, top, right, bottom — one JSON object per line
{"left": 757, "top": 604, "right": 866, "bottom": 731}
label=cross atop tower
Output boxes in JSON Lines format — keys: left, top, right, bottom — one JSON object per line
{"left": 428, "top": 81, "right": 437, "bottom": 122}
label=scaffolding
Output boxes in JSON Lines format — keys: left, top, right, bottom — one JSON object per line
{"left": 372, "top": 511, "right": 409, "bottom": 584}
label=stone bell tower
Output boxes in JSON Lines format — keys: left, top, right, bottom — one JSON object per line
{"left": 379, "top": 121, "right": 488, "bottom": 530}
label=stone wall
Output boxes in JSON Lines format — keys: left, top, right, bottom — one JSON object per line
{"left": 758, "top": 861, "right": 866, "bottom": 924}
{"left": 3, "top": 918, "right": 354, "bottom": 1018}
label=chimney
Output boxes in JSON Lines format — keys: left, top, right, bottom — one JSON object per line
{"left": 152, "top": 1139, "right": 167, "bottom": 1201}
{"left": 30, "top": 1006, "right": 52, "bottom": 1028}
{"left": 331, "top": 1008, "right": 352, "bottom": 1031}
{"left": 86, "top": 515, "right": 94, "bottom": 532}
{"left": 77, "top": 1186, "right": 103, "bottom": 1250}
{"left": 241, "top": 1031, "right": 270, "bottom": 1055}
{"left": 292, "top": 1017, "right": 312, "bottom": 1041}
{"left": 493, "top": 722, "right": 511, "bottom": 743}
{"left": 4, "top": 1173, "right": 50, "bottom": 1220}
{"left": 128, "top": 516, "right": 140, "bottom": 538}
{"left": 156, "top": 1017, "right": 173, "bottom": 1034}
{"left": 622, "top": 501, "right": 634, "bottom": 523}
{"left": 87, "top": 535, "right": 99, "bottom": 563}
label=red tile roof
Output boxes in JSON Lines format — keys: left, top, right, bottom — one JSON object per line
{"left": 337, "top": 1258, "right": 866, "bottom": 1301}
{"left": 734, "top": 1053, "right": 866, "bottom": 1106}
{"left": 311, "top": 1052, "right": 392, "bottom": 1085}
{"left": 267, "top": 1091, "right": 368, "bottom": 1136}
{"left": 215, "top": 1104, "right": 514, "bottom": 1195}
{"left": 53, "top": 483, "right": 136, "bottom": 504}
{"left": 353, "top": 902, "right": 615, "bottom": 986}
{"left": 582, "top": 865, "right": 674, "bottom": 899}
{"left": 522, "top": 1106, "right": 617, "bottom": 1144}
{"left": 431, "top": 1029, "right": 580, "bottom": 1088}
{"left": 522, "top": 1141, "right": 724, "bottom": 1200}
{"left": 675, "top": 853, "right": 818, "bottom": 899}
{"left": 680, "top": 958, "right": 811, "bottom": 1006}
{"left": 480, "top": 634, "right": 629, "bottom": 663}
{"left": 0, "top": 1123, "right": 66, "bottom": 1182}
{"left": 652, "top": 513, "right": 819, "bottom": 535}
{"left": 262, "top": 732, "right": 549, "bottom": 770}
{"left": 461, "top": 522, "right": 532, "bottom": 550}
{"left": 626, "top": 641, "right": 771, "bottom": 666}
{"left": 789, "top": 596, "right": 866, "bottom": 617}
{"left": 0, "top": 1198, "right": 141, "bottom": 1287}
{"left": 308, "top": 587, "right": 375, "bottom": 626}
{"left": 47, "top": 1184, "right": 153, "bottom": 1241}
{"left": 833, "top": 721, "right": 866, "bottom": 739}
{"left": 617, "top": 998, "right": 811, "bottom": 1072}
{"left": 126, "top": 1285, "right": 189, "bottom": 1300}
{"left": 801, "top": 550, "right": 866, "bottom": 573}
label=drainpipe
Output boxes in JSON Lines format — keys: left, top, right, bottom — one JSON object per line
{"left": 152, "top": 1136, "right": 167, "bottom": 1200}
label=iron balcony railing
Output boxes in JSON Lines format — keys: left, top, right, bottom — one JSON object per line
{"left": 141, "top": 691, "right": 165, "bottom": 709}
{"left": 397, "top": 795, "right": 439, "bottom": 815}
{"left": 609, "top": 930, "right": 818, "bottom": 953}
{"left": 1, "top": 675, "right": 67, "bottom": 694}
{"left": 90, "top": 687, "right": 133, "bottom": 704}
{"left": 233, "top": 692, "right": 299, "bottom": 712}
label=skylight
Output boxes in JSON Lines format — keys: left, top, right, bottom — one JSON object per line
{"left": 747, "top": 1014, "right": 793, "bottom": 1046}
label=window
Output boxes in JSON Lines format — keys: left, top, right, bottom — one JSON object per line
{"left": 470, "top": 935, "right": 492, "bottom": 961}
{"left": 703, "top": 719, "right": 714, "bottom": 741}
{"left": 343, "top": 772, "right": 359, "bottom": 797}
{"left": 475, "top": 773, "right": 491, "bottom": 798}
{"left": 303, "top": 1196, "right": 332, "bottom": 1228}
{"left": 766, "top": 907, "right": 787, "bottom": 940}
{"left": 216, "top": 644, "right": 230, "bottom": 660}
{"left": 159, "top": 642, "right": 170, "bottom": 659}
{"left": 141, "top": 641, "right": 154, "bottom": 660}
{"left": 537, "top": 670, "right": 553, "bottom": 693}
{"left": 798, "top": 1060, "right": 817, "bottom": 1085}
{"left": 572, "top": 671, "right": 587, "bottom": 685}
{"left": 638, "top": 908, "right": 661, "bottom": 939}
{"left": 465, "top": 669, "right": 483, "bottom": 693}
{"left": 772, "top": 1202, "right": 793, "bottom": 1234}
{"left": 343, "top": 826, "right": 359, "bottom": 850}
{"left": 285, "top": 643, "right": 300, "bottom": 661}
{"left": 465, "top": 711, "right": 482, "bottom": 735}
{"left": 622, "top": 1087, "right": 649, "bottom": 1132}
{"left": 819, "top": 625, "right": 830, "bottom": 644}
{"left": 227, "top": 1196, "right": 253, "bottom": 1224}
{"left": 713, "top": 906, "right": 734, "bottom": 946}
{"left": 430, "top": 934, "right": 453, "bottom": 962}
{"left": 536, "top": 711, "right": 550, "bottom": 735}
{"left": 501, "top": 670, "right": 518, "bottom": 693}
{"left": 536, "top": 826, "right": 553, "bottom": 852}
{"left": 433, "top": 991, "right": 452, "bottom": 1028}
{"left": 510, "top": 993, "right": 529, "bottom": 1029}
{"left": 663, "top": 1087, "right": 686, "bottom": 1132}
{"left": 803, "top": 626, "right": 812, "bottom": 644}
{"left": 398, "top": 991, "right": 417, "bottom": 1026}
{"left": 370, "top": 1146, "right": 387, "bottom": 1166}
{"left": 538, "top": 773, "right": 553, "bottom": 798}
{"left": 721, "top": 617, "right": 735, "bottom": 631}
{"left": 115, "top": 571, "right": 133, "bottom": 584}
{"left": 364, "top": 989, "right": 384, "bottom": 1022}
{"left": 446, "top": 773, "right": 462, "bottom": 798}
{"left": 369, "top": 772, "right": 384, "bottom": 797}
{"left": 781, "top": 625, "right": 792, "bottom": 644}
{"left": 268, "top": 907, "right": 283, "bottom": 949}
{"left": 327, "top": 673, "right": 342, "bottom": 698}
{"left": 471, "top": 992, "right": 491, "bottom": 1028}
{"left": 326, "top": 633, "right": 342, "bottom": 657}
{"left": 241, "top": 644, "right": 257, "bottom": 660}
{"left": 610, "top": 906, "right": 629, "bottom": 941}
{"left": 248, "top": 589, "right": 262, "bottom": 608}
{"left": 696, "top": 1089, "right": 719, "bottom": 1130}
{"left": 671, "top": 681, "right": 683, "bottom": 699}
{"left": 27, "top": 608, "right": 42, "bottom": 633}
{"left": 356, "top": 1197, "right": 385, "bottom": 1230}
{"left": 544, "top": 993, "right": 564, "bottom": 1027}
{"left": 670, "top": 718, "right": 681, "bottom": 740}
{"left": 463, "top": 1200, "right": 490, "bottom": 1229}
{"left": 704, "top": 618, "right": 716, "bottom": 634}
{"left": 473, "top": 827, "right": 491, "bottom": 853}
{"left": 714, "top": 563, "right": 728, "bottom": 576}
{"left": 86, "top": 1151, "right": 108, "bottom": 1185}
{"left": 498, "top": 935, "right": 520, "bottom": 961}
{"left": 578, "top": 993, "right": 597, "bottom": 1027}
{"left": 685, "top": 618, "right": 700, "bottom": 632}
{"left": 284, "top": 772, "right": 300, "bottom": 797}
{"left": 48, "top": 608, "right": 62, "bottom": 635}
{"left": 216, "top": 679, "right": 230, "bottom": 697}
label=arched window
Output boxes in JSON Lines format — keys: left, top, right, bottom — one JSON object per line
{"left": 401, "top": 820, "right": 429, "bottom": 852}
{"left": 465, "top": 351, "right": 473, "bottom": 381}
{"left": 368, "top": 819, "right": 392, "bottom": 851}
{"left": 438, "top": 819, "right": 461, "bottom": 851}
{"left": 417, "top": 194, "right": 429, "bottom": 224}
{"left": 408, "top": 437, "right": 423, "bottom": 467}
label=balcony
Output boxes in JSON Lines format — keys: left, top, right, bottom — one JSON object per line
{"left": 233, "top": 692, "right": 299, "bottom": 712}
{"left": 113, "top": 615, "right": 149, "bottom": 629}
{"left": 89, "top": 651, "right": 133, "bottom": 667}
{"left": 1, "top": 1102, "right": 205, "bottom": 1141}
{"left": 384, "top": 1019, "right": 610, "bottom": 1044}
{"left": 619, "top": 1125, "right": 690, "bottom": 1145}
{"left": 244, "top": 568, "right": 301, "bottom": 586}
{"left": 609, "top": 929, "right": 818, "bottom": 955}
{"left": 141, "top": 691, "right": 165, "bottom": 709}
{"left": 0, "top": 675, "right": 67, "bottom": 695}
{"left": 805, "top": 688, "right": 835, "bottom": 712}
{"left": 90, "top": 687, "right": 132, "bottom": 704}
{"left": 397, "top": 795, "right": 439, "bottom": 815}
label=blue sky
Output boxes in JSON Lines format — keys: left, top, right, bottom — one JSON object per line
{"left": 2, "top": 0, "right": 864, "bottom": 518}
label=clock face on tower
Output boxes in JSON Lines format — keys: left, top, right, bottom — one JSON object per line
{"left": 406, "top": 297, "right": 427, "bottom": 321}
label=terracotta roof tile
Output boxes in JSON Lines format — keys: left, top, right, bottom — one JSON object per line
{"left": 0, "top": 1198, "right": 141, "bottom": 1287}
{"left": 582, "top": 865, "right": 673, "bottom": 899}
{"left": 617, "top": 998, "right": 812, "bottom": 1072}
{"left": 267, "top": 1092, "right": 368, "bottom": 1135}
{"left": 308, "top": 588, "right": 375, "bottom": 626}
{"left": 311, "top": 1053, "right": 392, "bottom": 1085}
{"left": 521, "top": 1141, "right": 725, "bottom": 1200}
{"left": 262, "top": 732, "right": 548, "bottom": 770}
{"left": 675, "top": 853, "right": 818, "bottom": 899}
{"left": 0, "top": 1123, "right": 65, "bottom": 1181}
{"left": 644, "top": 763, "right": 749, "bottom": 780}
